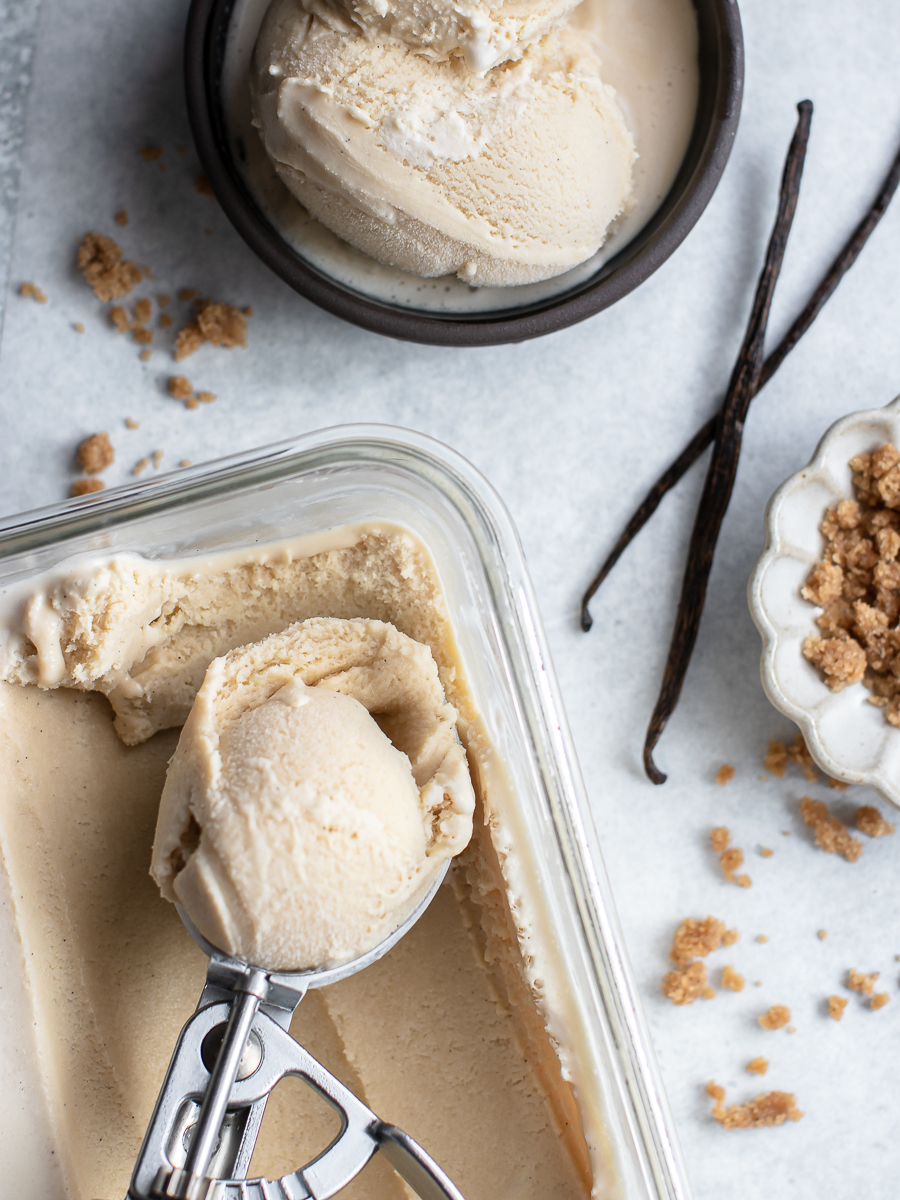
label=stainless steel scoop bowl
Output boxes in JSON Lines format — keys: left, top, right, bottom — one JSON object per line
{"left": 127, "top": 861, "right": 463, "bottom": 1200}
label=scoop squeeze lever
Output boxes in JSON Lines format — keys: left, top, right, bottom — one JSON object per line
{"left": 127, "top": 862, "right": 464, "bottom": 1200}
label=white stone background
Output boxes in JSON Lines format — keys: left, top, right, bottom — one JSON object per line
{"left": 1, "top": 0, "right": 900, "bottom": 1196}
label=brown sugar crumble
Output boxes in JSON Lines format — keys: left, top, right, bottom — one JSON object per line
{"left": 800, "top": 796, "right": 863, "bottom": 862}
{"left": 197, "top": 390, "right": 217, "bottom": 404}
{"left": 110, "top": 305, "right": 131, "bottom": 333}
{"left": 818, "top": 929, "right": 827, "bottom": 940}
{"left": 715, "top": 764, "right": 736, "bottom": 786}
{"left": 73, "top": 322, "right": 84, "bottom": 333}
{"left": 763, "top": 740, "right": 787, "bottom": 777}
{"left": 736, "top": 873, "right": 752, "bottom": 888}
{"left": 671, "top": 917, "right": 728, "bottom": 966}
{"left": 151, "top": 450, "right": 164, "bottom": 469}
{"left": 801, "top": 444, "right": 900, "bottom": 724}
{"left": 179, "top": 459, "right": 192, "bottom": 468}
{"left": 168, "top": 375, "right": 194, "bottom": 401}
{"left": 124, "top": 418, "right": 139, "bottom": 430}
{"left": 133, "top": 326, "right": 153, "bottom": 346}
{"left": 174, "top": 299, "right": 247, "bottom": 360}
{"left": 178, "top": 287, "right": 200, "bottom": 302}
{"left": 132, "top": 457, "right": 149, "bottom": 476}
{"left": 787, "top": 733, "right": 818, "bottom": 782}
{"left": 71, "top": 477, "right": 105, "bottom": 497}
{"left": 828, "top": 995, "right": 847, "bottom": 1021}
{"left": 847, "top": 968, "right": 879, "bottom": 996}
{"left": 721, "top": 965, "right": 745, "bottom": 993}
{"left": 195, "top": 174, "right": 214, "bottom": 197}
{"left": 756, "top": 935, "right": 769, "bottom": 943}
{"left": 759, "top": 1005, "right": 791, "bottom": 1031}
{"left": 77, "top": 432, "right": 114, "bottom": 474}
{"left": 710, "top": 827, "right": 730, "bottom": 853}
{"left": 855, "top": 804, "right": 895, "bottom": 838}
{"left": 746, "top": 1057, "right": 768, "bottom": 1076}
{"left": 133, "top": 297, "right": 152, "bottom": 324}
{"left": 708, "top": 1083, "right": 802, "bottom": 1129}
{"left": 115, "top": 209, "right": 128, "bottom": 226}
{"left": 78, "top": 232, "right": 141, "bottom": 302}
{"left": 19, "top": 281, "right": 47, "bottom": 303}
{"left": 662, "top": 961, "right": 715, "bottom": 1005}
{"left": 723, "top": 927, "right": 740, "bottom": 947}
{"left": 159, "top": 294, "right": 171, "bottom": 306}
{"left": 871, "top": 992, "right": 889, "bottom": 1010}
{"left": 139, "top": 349, "right": 152, "bottom": 362}
{"left": 160, "top": 312, "right": 173, "bottom": 329}
{"left": 760, "top": 846, "right": 774, "bottom": 857}
{"left": 140, "top": 145, "right": 163, "bottom": 162}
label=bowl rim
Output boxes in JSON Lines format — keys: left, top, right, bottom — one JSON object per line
{"left": 183, "top": 0, "right": 744, "bottom": 347}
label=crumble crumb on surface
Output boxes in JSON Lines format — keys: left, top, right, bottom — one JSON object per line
{"left": 756, "top": 935, "right": 768, "bottom": 943}
{"left": 152, "top": 450, "right": 164, "bottom": 469}
{"left": 708, "top": 1083, "right": 802, "bottom": 1129}
{"left": 828, "top": 995, "right": 847, "bottom": 1021}
{"left": 715, "top": 764, "right": 736, "bottom": 786}
{"left": 760, "top": 846, "right": 773, "bottom": 857}
{"left": 71, "top": 477, "right": 104, "bottom": 497}
{"left": 827, "top": 777, "right": 849, "bottom": 790}
{"left": 179, "top": 459, "right": 192, "bottom": 468}
{"left": 174, "top": 322, "right": 205, "bottom": 361}
{"left": 721, "top": 965, "right": 744, "bottom": 992}
{"left": 736, "top": 874, "right": 752, "bottom": 888}
{"left": 19, "top": 281, "right": 47, "bottom": 303}
{"left": 847, "top": 969, "right": 879, "bottom": 996}
{"left": 720, "top": 847, "right": 744, "bottom": 882}
{"left": 671, "top": 917, "right": 727, "bottom": 966}
{"left": 73, "top": 322, "right": 84, "bottom": 333}
{"left": 871, "top": 992, "right": 889, "bottom": 1010}
{"left": 800, "top": 796, "right": 863, "bottom": 862}
{"left": 110, "top": 305, "right": 131, "bottom": 333}
{"left": 115, "top": 209, "right": 128, "bottom": 226}
{"left": 78, "top": 232, "right": 141, "bottom": 302}
{"left": 140, "top": 145, "right": 162, "bottom": 161}
{"left": 818, "top": 929, "right": 827, "bottom": 940}
{"left": 787, "top": 733, "right": 818, "bottom": 782}
{"left": 134, "top": 297, "right": 152, "bottom": 324}
{"left": 662, "top": 961, "right": 715, "bottom": 1005}
{"left": 763, "top": 740, "right": 787, "bottom": 777}
{"left": 195, "top": 174, "right": 214, "bottom": 196}
{"left": 132, "top": 457, "right": 149, "bottom": 476}
{"left": 159, "top": 293, "right": 171, "bottom": 306}
{"left": 747, "top": 1057, "right": 768, "bottom": 1076}
{"left": 243, "top": 305, "right": 253, "bottom": 317}
{"left": 198, "top": 390, "right": 216, "bottom": 404}
{"left": 139, "top": 349, "right": 152, "bottom": 362}
{"left": 178, "top": 287, "right": 200, "bottom": 301}
{"left": 133, "top": 326, "right": 153, "bottom": 345}
{"left": 855, "top": 805, "right": 895, "bottom": 837}
{"left": 168, "top": 375, "right": 194, "bottom": 400}
{"left": 186, "top": 397, "right": 199, "bottom": 410}
{"left": 77, "top": 432, "right": 114, "bottom": 474}
{"left": 723, "top": 928, "right": 739, "bottom": 947}
{"left": 755, "top": 981, "right": 762, "bottom": 987}
{"left": 125, "top": 418, "right": 139, "bottom": 430}
{"left": 160, "top": 313, "right": 173, "bottom": 328}
{"left": 197, "top": 300, "right": 246, "bottom": 348}
{"left": 710, "top": 827, "right": 730, "bottom": 853}
{"left": 759, "top": 1005, "right": 790, "bottom": 1031}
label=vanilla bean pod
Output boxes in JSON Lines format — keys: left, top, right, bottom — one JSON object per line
{"left": 643, "top": 101, "right": 813, "bottom": 785}
{"left": 581, "top": 128, "right": 900, "bottom": 633}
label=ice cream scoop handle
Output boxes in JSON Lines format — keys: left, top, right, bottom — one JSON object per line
{"left": 376, "top": 1126, "right": 466, "bottom": 1200}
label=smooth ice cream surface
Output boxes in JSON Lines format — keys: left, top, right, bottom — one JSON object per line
{"left": 251, "top": 0, "right": 635, "bottom": 285}
{"left": 153, "top": 618, "right": 475, "bottom": 969}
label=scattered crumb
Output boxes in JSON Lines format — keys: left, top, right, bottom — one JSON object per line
{"left": 787, "top": 733, "right": 818, "bottom": 782}
{"left": 151, "top": 450, "right": 164, "bottom": 469}
{"left": 782, "top": 830, "right": 791, "bottom": 836}
{"left": 755, "top": 981, "right": 762, "bottom": 987}
{"left": 242, "top": 306, "right": 253, "bottom": 317}
{"left": 174, "top": 322, "right": 205, "bottom": 361}
{"left": 847, "top": 969, "right": 879, "bottom": 996}
{"left": 168, "top": 375, "right": 194, "bottom": 401}
{"left": 198, "top": 390, "right": 217, "bottom": 403}
{"left": 723, "top": 928, "right": 740, "bottom": 947}
{"left": 710, "top": 827, "right": 730, "bottom": 853}
{"left": 818, "top": 929, "right": 827, "bottom": 940}
{"left": 747, "top": 1057, "right": 768, "bottom": 1076}
{"left": 715, "top": 764, "right": 736, "bottom": 786}
{"left": 158, "top": 294, "right": 171, "bottom": 306}
{"left": 140, "top": 145, "right": 162, "bottom": 162}
{"left": 871, "top": 992, "right": 889, "bottom": 1010}
{"left": 787, "top": 1026, "right": 796, "bottom": 1034}
{"left": 760, "top": 846, "right": 773, "bottom": 858}
{"left": 756, "top": 935, "right": 769, "bottom": 943}
{"left": 178, "top": 287, "right": 200, "bottom": 302}
{"left": 662, "top": 961, "right": 715, "bottom": 1005}
{"left": 73, "top": 322, "right": 84, "bottom": 333}
{"left": 764, "top": 740, "right": 787, "bottom": 778}
{"left": 186, "top": 397, "right": 199, "bottom": 410}
{"left": 721, "top": 965, "right": 745, "bottom": 993}
{"left": 709, "top": 1083, "right": 802, "bottom": 1129}
{"left": 133, "top": 297, "right": 152, "bottom": 324}
{"left": 141, "top": 265, "right": 155, "bottom": 280}
{"left": 195, "top": 174, "right": 214, "bottom": 196}
{"left": 77, "top": 432, "right": 114, "bottom": 474}
{"left": 78, "top": 232, "right": 141, "bottom": 302}
{"left": 132, "top": 457, "right": 149, "bottom": 476}
{"left": 19, "top": 281, "right": 47, "bottom": 303}
{"left": 827, "top": 777, "right": 849, "bottom": 791}
{"left": 197, "top": 300, "right": 247, "bottom": 348}
{"left": 139, "top": 349, "right": 152, "bottom": 362}
{"left": 855, "top": 805, "right": 895, "bottom": 838}
{"left": 671, "top": 917, "right": 727, "bottom": 966}
{"left": 160, "top": 312, "right": 173, "bottom": 328}
{"left": 800, "top": 796, "right": 863, "bottom": 862}
{"left": 133, "top": 326, "right": 153, "bottom": 346}
{"left": 720, "top": 847, "right": 744, "bottom": 883}
{"left": 828, "top": 995, "right": 847, "bottom": 1021}
{"left": 70, "top": 477, "right": 104, "bottom": 497}
{"left": 124, "top": 418, "right": 139, "bottom": 430}
{"left": 110, "top": 305, "right": 131, "bottom": 333}
{"left": 179, "top": 459, "right": 192, "bottom": 468}
{"left": 759, "top": 1005, "right": 791, "bottom": 1031}
{"left": 736, "top": 874, "right": 752, "bottom": 888}
{"left": 115, "top": 209, "right": 128, "bottom": 226}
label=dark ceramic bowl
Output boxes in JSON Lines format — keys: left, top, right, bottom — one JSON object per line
{"left": 184, "top": 0, "right": 743, "bottom": 347}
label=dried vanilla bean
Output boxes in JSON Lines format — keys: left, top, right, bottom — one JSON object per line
{"left": 581, "top": 127, "right": 900, "bottom": 633}
{"left": 644, "top": 101, "right": 813, "bottom": 784}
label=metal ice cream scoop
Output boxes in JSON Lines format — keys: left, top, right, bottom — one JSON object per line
{"left": 127, "top": 862, "right": 464, "bottom": 1200}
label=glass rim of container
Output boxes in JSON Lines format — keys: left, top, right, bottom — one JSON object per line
{"left": 0, "top": 426, "right": 693, "bottom": 1200}
{"left": 183, "top": 0, "right": 744, "bottom": 347}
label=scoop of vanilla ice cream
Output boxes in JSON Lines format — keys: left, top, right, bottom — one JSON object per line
{"left": 251, "top": 1, "right": 635, "bottom": 286}
{"left": 318, "top": 0, "right": 580, "bottom": 73}
{"left": 151, "top": 617, "right": 475, "bottom": 970}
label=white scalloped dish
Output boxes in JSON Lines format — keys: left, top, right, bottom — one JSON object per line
{"left": 749, "top": 395, "right": 900, "bottom": 809}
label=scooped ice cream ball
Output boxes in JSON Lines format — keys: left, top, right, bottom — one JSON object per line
{"left": 151, "top": 617, "right": 476, "bottom": 970}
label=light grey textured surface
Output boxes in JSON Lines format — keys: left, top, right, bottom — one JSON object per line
{"left": 1, "top": 1, "right": 900, "bottom": 1197}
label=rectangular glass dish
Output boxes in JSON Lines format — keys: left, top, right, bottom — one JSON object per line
{"left": 0, "top": 425, "right": 691, "bottom": 1200}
